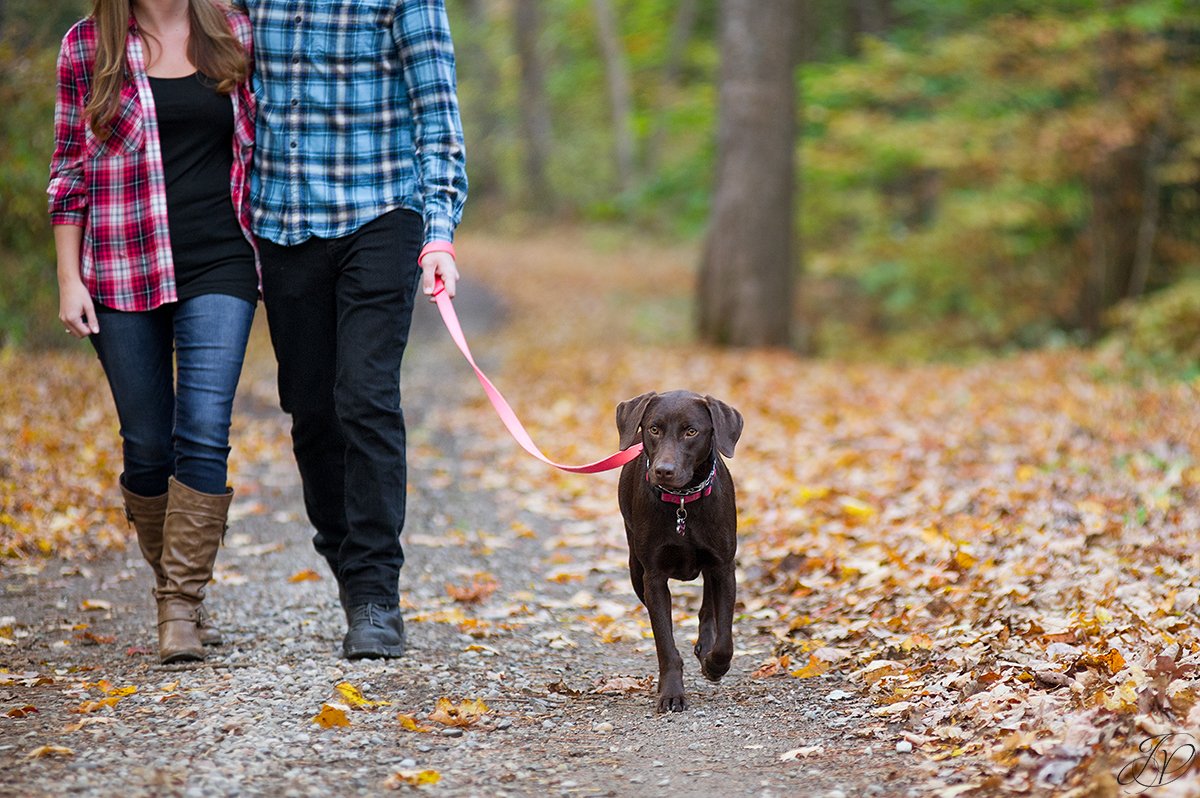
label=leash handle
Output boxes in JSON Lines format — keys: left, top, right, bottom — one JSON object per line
{"left": 431, "top": 279, "right": 643, "bottom": 474}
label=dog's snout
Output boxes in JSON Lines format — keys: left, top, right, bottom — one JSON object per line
{"left": 653, "top": 462, "right": 678, "bottom": 482}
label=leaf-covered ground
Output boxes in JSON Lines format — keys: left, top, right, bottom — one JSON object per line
{"left": 4, "top": 230, "right": 1200, "bottom": 794}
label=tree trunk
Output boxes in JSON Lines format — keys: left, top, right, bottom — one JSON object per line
{"left": 592, "top": 0, "right": 636, "bottom": 194}
{"left": 697, "top": 0, "right": 799, "bottom": 347}
{"left": 513, "top": 0, "right": 554, "bottom": 212}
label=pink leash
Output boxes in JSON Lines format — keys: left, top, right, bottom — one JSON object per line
{"left": 431, "top": 280, "right": 643, "bottom": 474}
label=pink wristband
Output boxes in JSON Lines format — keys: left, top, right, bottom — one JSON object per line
{"left": 419, "top": 241, "right": 456, "bottom": 263}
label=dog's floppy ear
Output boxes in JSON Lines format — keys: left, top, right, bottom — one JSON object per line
{"left": 705, "top": 396, "right": 744, "bottom": 458}
{"left": 616, "top": 392, "right": 657, "bottom": 450}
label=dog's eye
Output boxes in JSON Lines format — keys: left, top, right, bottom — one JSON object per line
{"left": 685, "top": 427, "right": 698, "bottom": 437}
{"left": 648, "top": 425, "right": 660, "bottom": 436}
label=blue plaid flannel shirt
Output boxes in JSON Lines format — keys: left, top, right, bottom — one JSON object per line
{"left": 233, "top": 0, "right": 467, "bottom": 247}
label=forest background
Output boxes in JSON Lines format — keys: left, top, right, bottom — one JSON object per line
{"left": 0, "top": 0, "right": 1198, "bottom": 364}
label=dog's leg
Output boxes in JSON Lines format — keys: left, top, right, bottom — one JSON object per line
{"left": 628, "top": 551, "right": 646, "bottom": 605}
{"left": 696, "top": 563, "right": 735, "bottom": 681}
{"left": 694, "top": 574, "right": 717, "bottom": 670}
{"left": 642, "top": 572, "right": 686, "bottom": 712}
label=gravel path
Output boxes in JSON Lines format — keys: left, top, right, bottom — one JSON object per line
{"left": 1, "top": 290, "right": 941, "bottom": 797}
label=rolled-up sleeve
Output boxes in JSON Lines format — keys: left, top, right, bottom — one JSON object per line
{"left": 393, "top": 0, "right": 468, "bottom": 245}
{"left": 47, "top": 36, "right": 88, "bottom": 227}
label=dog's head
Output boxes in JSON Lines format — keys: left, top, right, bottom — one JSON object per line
{"left": 616, "top": 391, "right": 743, "bottom": 490}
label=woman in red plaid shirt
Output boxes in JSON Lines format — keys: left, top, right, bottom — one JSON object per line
{"left": 48, "top": 0, "right": 258, "bottom": 665}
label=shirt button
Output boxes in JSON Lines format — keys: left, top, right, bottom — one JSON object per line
{"left": 291, "top": 98, "right": 299, "bottom": 107}
{"left": 294, "top": 14, "right": 301, "bottom": 22}
{"left": 292, "top": 56, "right": 300, "bottom": 64}
{"left": 290, "top": 141, "right": 298, "bottom": 149}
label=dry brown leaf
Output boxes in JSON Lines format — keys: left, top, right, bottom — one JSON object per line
{"left": 592, "top": 675, "right": 654, "bottom": 695}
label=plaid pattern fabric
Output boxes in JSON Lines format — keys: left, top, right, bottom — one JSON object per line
{"left": 234, "top": 0, "right": 467, "bottom": 246}
{"left": 47, "top": 11, "right": 257, "bottom": 312}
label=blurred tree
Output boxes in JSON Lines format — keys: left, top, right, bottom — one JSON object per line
{"left": 697, "top": 0, "right": 800, "bottom": 347}
{"left": 455, "top": 0, "right": 505, "bottom": 204}
{"left": 514, "top": 0, "right": 555, "bottom": 213}
{"left": 592, "top": 0, "right": 636, "bottom": 194}
{"left": 645, "top": 0, "right": 700, "bottom": 175}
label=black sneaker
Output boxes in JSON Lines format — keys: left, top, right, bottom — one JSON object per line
{"left": 343, "top": 603, "right": 406, "bottom": 660}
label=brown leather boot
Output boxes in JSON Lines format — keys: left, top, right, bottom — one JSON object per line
{"left": 119, "top": 478, "right": 168, "bottom": 589}
{"left": 122, "top": 480, "right": 223, "bottom": 647}
{"left": 157, "top": 477, "right": 232, "bottom": 664}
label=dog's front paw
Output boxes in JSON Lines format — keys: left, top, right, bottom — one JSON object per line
{"left": 656, "top": 691, "right": 688, "bottom": 713}
{"left": 700, "top": 655, "right": 731, "bottom": 682}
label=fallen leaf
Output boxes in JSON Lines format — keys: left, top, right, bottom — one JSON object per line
{"left": 80, "top": 599, "right": 112, "bottom": 612}
{"left": 548, "top": 679, "right": 582, "bottom": 697}
{"left": 72, "top": 697, "right": 120, "bottom": 714}
{"left": 4, "top": 705, "right": 37, "bottom": 718}
{"left": 334, "top": 682, "right": 392, "bottom": 710}
{"left": 781, "top": 745, "right": 825, "bottom": 760}
{"left": 446, "top": 575, "right": 499, "bottom": 604}
{"left": 25, "top": 745, "right": 73, "bottom": 759}
{"left": 288, "top": 569, "right": 322, "bottom": 583}
{"left": 592, "top": 675, "right": 654, "bottom": 695}
{"left": 751, "top": 655, "right": 792, "bottom": 679}
{"left": 397, "top": 714, "right": 432, "bottom": 733}
{"left": 790, "top": 653, "right": 831, "bottom": 679}
{"left": 311, "top": 703, "right": 350, "bottom": 729}
{"left": 428, "top": 697, "right": 489, "bottom": 728}
{"left": 384, "top": 769, "right": 441, "bottom": 788}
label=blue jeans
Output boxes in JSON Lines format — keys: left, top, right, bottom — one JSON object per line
{"left": 258, "top": 208, "right": 422, "bottom": 606}
{"left": 91, "top": 293, "right": 255, "bottom": 496}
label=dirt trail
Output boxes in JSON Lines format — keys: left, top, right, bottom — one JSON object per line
{"left": 0, "top": 288, "right": 941, "bottom": 798}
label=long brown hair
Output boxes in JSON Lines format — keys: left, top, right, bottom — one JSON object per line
{"left": 85, "top": 0, "right": 249, "bottom": 140}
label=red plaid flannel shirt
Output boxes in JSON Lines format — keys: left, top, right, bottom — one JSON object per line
{"left": 48, "top": 11, "right": 257, "bottom": 312}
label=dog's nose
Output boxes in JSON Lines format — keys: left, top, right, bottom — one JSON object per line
{"left": 653, "top": 463, "right": 677, "bottom": 483}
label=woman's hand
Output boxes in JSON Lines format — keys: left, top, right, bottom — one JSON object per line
{"left": 59, "top": 276, "right": 98, "bottom": 338}
{"left": 54, "top": 224, "right": 97, "bottom": 338}
{"left": 420, "top": 250, "right": 459, "bottom": 301}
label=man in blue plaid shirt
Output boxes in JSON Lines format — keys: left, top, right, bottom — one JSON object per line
{"left": 235, "top": 0, "right": 468, "bottom": 659}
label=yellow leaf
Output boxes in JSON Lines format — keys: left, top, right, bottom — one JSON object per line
{"left": 288, "top": 569, "right": 322, "bottom": 583}
{"left": 1100, "top": 648, "right": 1126, "bottom": 675}
{"left": 105, "top": 685, "right": 137, "bottom": 697}
{"left": 311, "top": 703, "right": 350, "bottom": 729}
{"left": 790, "top": 653, "right": 831, "bottom": 679}
{"left": 840, "top": 497, "right": 877, "bottom": 519}
{"left": 397, "top": 714, "right": 432, "bottom": 733}
{"left": 1016, "top": 464, "right": 1038, "bottom": 482}
{"left": 25, "top": 745, "right": 73, "bottom": 759}
{"left": 334, "top": 682, "right": 391, "bottom": 710}
{"left": 901, "top": 633, "right": 934, "bottom": 651}
{"left": 72, "top": 697, "right": 120, "bottom": 714}
{"left": 428, "top": 697, "right": 489, "bottom": 728}
{"left": 384, "top": 769, "right": 441, "bottom": 788}
{"left": 80, "top": 599, "right": 112, "bottom": 612}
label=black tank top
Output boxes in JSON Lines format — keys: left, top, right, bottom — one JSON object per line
{"left": 149, "top": 73, "right": 256, "bottom": 305}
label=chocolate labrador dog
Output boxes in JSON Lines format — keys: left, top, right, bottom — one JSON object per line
{"left": 616, "top": 390, "right": 744, "bottom": 712}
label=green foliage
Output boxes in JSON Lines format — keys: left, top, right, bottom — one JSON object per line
{"left": 1105, "top": 278, "right": 1200, "bottom": 374}
{"left": 802, "top": 3, "right": 1200, "bottom": 358}
{"left": 0, "top": 42, "right": 61, "bottom": 348}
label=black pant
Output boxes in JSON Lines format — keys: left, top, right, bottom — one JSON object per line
{"left": 258, "top": 209, "right": 422, "bottom": 606}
